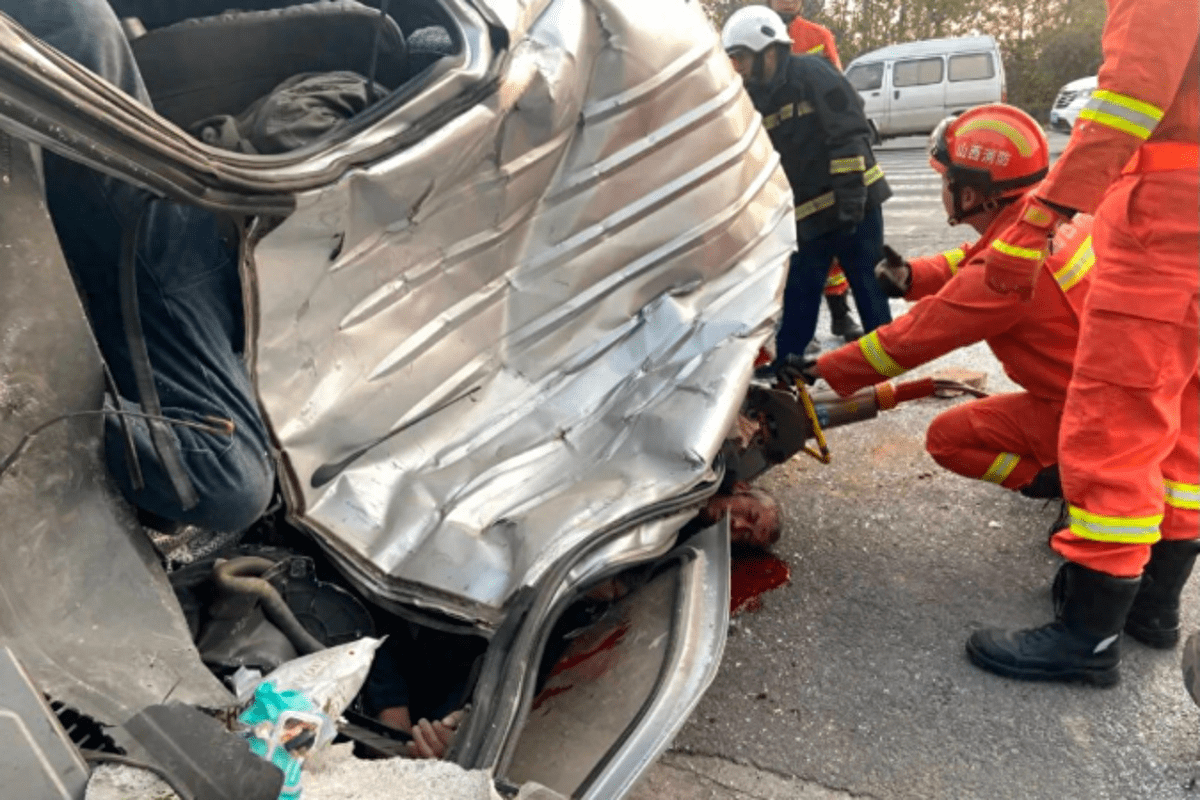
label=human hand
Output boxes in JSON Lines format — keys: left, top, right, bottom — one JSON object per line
{"left": 983, "top": 197, "right": 1067, "bottom": 300}
{"left": 407, "top": 709, "right": 464, "bottom": 760}
{"left": 874, "top": 244, "right": 911, "bottom": 298}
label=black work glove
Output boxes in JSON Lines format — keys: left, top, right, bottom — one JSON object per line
{"left": 779, "top": 352, "right": 819, "bottom": 386}
{"left": 834, "top": 185, "right": 867, "bottom": 228}
{"left": 874, "top": 244, "right": 912, "bottom": 298}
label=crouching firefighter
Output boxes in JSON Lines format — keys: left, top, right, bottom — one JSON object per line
{"left": 969, "top": 0, "right": 1199, "bottom": 687}
{"left": 721, "top": 6, "right": 892, "bottom": 373}
{"left": 802, "top": 105, "right": 1091, "bottom": 500}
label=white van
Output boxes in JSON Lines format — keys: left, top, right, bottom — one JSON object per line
{"left": 844, "top": 36, "right": 1007, "bottom": 140}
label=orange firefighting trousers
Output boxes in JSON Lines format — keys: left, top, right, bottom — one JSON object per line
{"left": 1051, "top": 169, "right": 1200, "bottom": 577}
{"left": 925, "top": 392, "right": 1062, "bottom": 490}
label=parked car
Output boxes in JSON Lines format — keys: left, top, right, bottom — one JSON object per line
{"left": 0, "top": 0, "right": 794, "bottom": 797}
{"left": 1049, "top": 75, "right": 1098, "bottom": 133}
{"left": 844, "top": 35, "right": 1007, "bottom": 140}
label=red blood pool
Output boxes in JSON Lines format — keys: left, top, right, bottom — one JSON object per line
{"left": 729, "top": 552, "right": 790, "bottom": 615}
{"left": 532, "top": 623, "right": 630, "bottom": 711}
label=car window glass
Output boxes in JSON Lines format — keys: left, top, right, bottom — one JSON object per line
{"left": 893, "top": 57, "right": 943, "bottom": 87}
{"left": 847, "top": 63, "right": 883, "bottom": 91}
{"left": 948, "top": 53, "right": 994, "bottom": 82}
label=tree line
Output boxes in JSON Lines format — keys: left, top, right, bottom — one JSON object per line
{"left": 704, "top": 0, "right": 1106, "bottom": 120}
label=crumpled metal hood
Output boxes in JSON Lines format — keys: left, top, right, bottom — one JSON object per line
{"left": 251, "top": 0, "right": 794, "bottom": 626}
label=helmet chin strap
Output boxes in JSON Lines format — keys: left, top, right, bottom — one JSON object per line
{"left": 947, "top": 183, "right": 1007, "bottom": 226}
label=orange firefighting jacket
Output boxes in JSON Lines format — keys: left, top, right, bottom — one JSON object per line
{"left": 787, "top": 16, "right": 841, "bottom": 70}
{"left": 1039, "top": 0, "right": 1199, "bottom": 213}
{"left": 818, "top": 202, "right": 1095, "bottom": 403}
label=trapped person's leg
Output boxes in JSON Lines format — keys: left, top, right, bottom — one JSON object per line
{"left": 0, "top": 0, "right": 149, "bottom": 103}
{"left": 925, "top": 392, "right": 1061, "bottom": 492}
{"left": 6, "top": 0, "right": 274, "bottom": 531}
{"left": 832, "top": 203, "right": 892, "bottom": 333}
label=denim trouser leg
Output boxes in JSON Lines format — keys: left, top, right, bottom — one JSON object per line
{"left": 0, "top": 0, "right": 149, "bottom": 103}
{"left": 831, "top": 204, "right": 892, "bottom": 333}
{"left": 775, "top": 237, "right": 835, "bottom": 363}
{"left": 5, "top": 0, "right": 274, "bottom": 531}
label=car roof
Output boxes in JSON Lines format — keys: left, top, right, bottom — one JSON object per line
{"left": 847, "top": 35, "right": 998, "bottom": 67}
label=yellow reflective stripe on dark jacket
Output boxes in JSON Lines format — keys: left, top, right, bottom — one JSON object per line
{"left": 863, "top": 164, "right": 884, "bottom": 186}
{"left": 981, "top": 453, "right": 1020, "bottom": 485}
{"left": 1067, "top": 505, "right": 1162, "bottom": 544}
{"left": 795, "top": 192, "right": 837, "bottom": 220}
{"left": 830, "top": 156, "right": 866, "bottom": 174}
{"left": 1080, "top": 90, "right": 1165, "bottom": 140}
{"left": 1053, "top": 235, "right": 1094, "bottom": 292}
{"left": 858, "top": 330, "right": 905, "bottom": 378}
{"left": 1165, "top": 479, "right": 1200, "bottom": 511}
{"left": 763, "top": 101, "right": 815, "bottom": 130}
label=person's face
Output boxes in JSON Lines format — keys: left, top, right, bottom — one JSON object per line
{"left": 770, "top": 0, "right": 802, "bottom": 17}
{"left": 703, "top": 492, "right": 781, "bottom": 549}
{"left": 728, "top": 49, "right": 755, "bottom": 81}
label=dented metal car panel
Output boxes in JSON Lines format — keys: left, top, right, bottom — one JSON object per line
{"left": 253, "top": 0, "right": 792, "bottom": 626}
{"left": 0, "top": 0, "right": 792, "bottom": 794}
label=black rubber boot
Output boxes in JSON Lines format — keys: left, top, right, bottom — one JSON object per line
{"left": 826, "top": 293, "right": 863, "bottom": 342}
{"left": 1124, "top": 539, "right": 1200, "bottom": 649}
{"left": 1019, "top": 464, "right": 1062, "bottom": 499}
{"left": 966, "top": 562, "right": 1140, "bottom": 687}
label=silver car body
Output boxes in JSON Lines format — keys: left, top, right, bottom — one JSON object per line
{"left": 0, "top": 0, "right": 792, "bottom": 793}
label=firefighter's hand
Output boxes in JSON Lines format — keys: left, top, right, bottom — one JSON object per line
{"left": 874, "top": 244, "right": 911, "bottom": 298}
{"left": 780, "top": 353, "right": 819, "bottom": 386}
{"left": 983, "top": 196, "right": 1067, "bottom": 301}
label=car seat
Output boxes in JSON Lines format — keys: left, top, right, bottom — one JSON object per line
{"left": 127, "top": 0, "right": 407, "bottom": 128}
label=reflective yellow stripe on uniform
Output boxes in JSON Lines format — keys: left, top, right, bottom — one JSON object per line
{"left": 981, "top": 453, "right": 1020, "bottom": 485}
{"left": 795, "top": 191, "right": 836, "bottom": 220}
{"left": 831, "top": 156, "right": 866, "bottom": 174}
{"left": 1165, "top": 479, "right": 1200, "bottom": 511}
{"left": 858, "top": 330, "right": 905, "bottom": 378}
{"left": 1080, "top": 90, "right": 1164, "bottom": 140}
{"left": 763, "top": 101, "right": 815, "bottom": 131}
{"left": 863, "top": 164, "right": 884, "bottom": 186}
{"left": 991, "top": 239, "right": 1043, "bottom": 263}
{"left": 1067, "top": 505, "right": 1162, "bottom": 544}
{"left": 806, "top": 44, "right": 826, "bottom": 55}
{"left": 1053, "top": 235, "right": 1094, "bottom": 292}
{"left": 824, "top": 271, "right": 848, "bottom": 289}
{"left": 942, "top": 247, "right": 966, "bottom": 275}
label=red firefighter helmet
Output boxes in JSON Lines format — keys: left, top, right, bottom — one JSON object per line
{"left": 928, "top": 104, "right": 1048, "bottom": 220}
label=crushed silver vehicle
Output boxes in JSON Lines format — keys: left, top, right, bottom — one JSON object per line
{"left": 0, "top": 0, "right": 794, "bottom": 797}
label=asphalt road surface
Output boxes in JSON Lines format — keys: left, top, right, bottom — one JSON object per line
{"left": 629, "top": 132, "right": 1200, "bottom": 800}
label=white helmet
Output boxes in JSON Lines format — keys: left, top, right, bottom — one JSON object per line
{"left": 721, "top": 6, "right": 792, "bottom": 54}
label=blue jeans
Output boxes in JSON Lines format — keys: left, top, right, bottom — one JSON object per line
{"left": 4, "top": 0, "right": 273, "bottom": 531}
{"left": 775, "top": 203, "right": 892, "bottom": 364}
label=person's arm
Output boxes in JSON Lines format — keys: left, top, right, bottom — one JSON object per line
{"left": 983, "top": 0, "right": 1197, "bottom": 297}
{"left": 906, "top": 246, "right": 970, "bottom": 300}
{"left": 817, "top": 256, "right": 1021, "bottom": 396}
{"left": 805, "top": 58, "right": 874, "bottom": 229}
{"left": 820, "top": 26, "right": 842, "bottom": 71}
{"left": 1040, "top": 0, "right": 1198, "bottom": 214}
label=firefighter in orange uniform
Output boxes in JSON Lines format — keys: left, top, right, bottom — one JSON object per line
{"left": 968, "top": 0, "right": 1200, "bottom": 686}
{"left": 805, "top": 106, "right": 1092, "bottom": 498}
{"left": 768, "top": 0, "right": 842, "bottom": 68}
{"left": 768, "top": 0, "right": 864, "bottom": 346}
